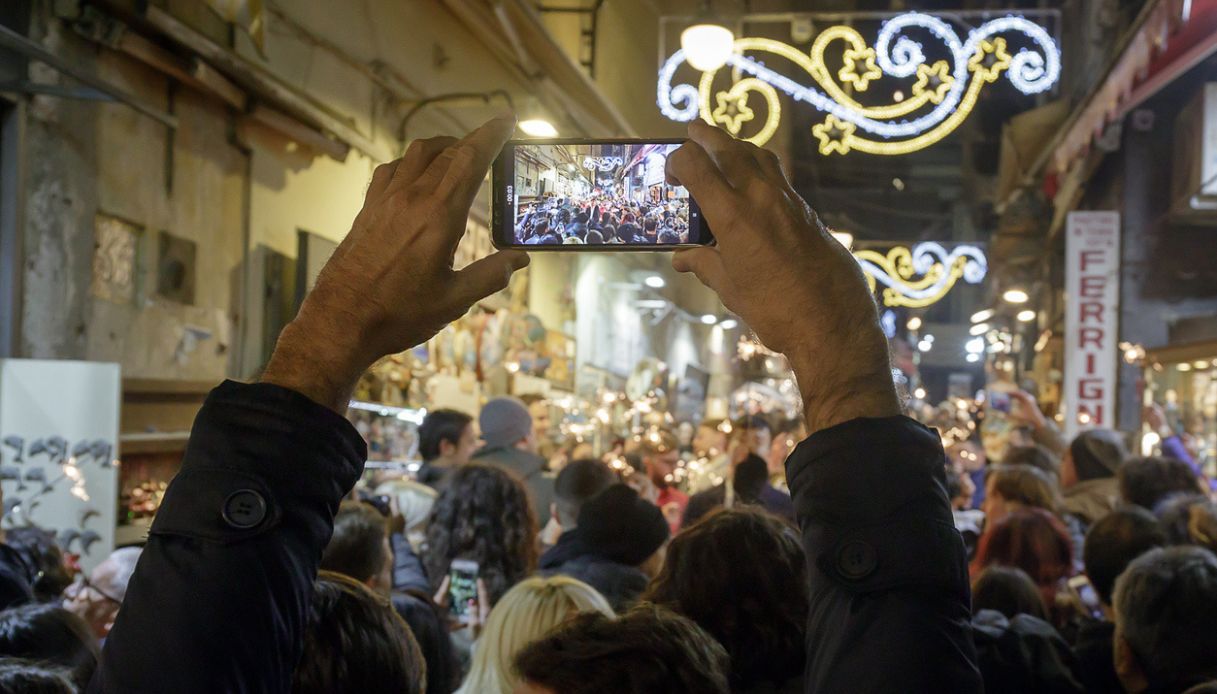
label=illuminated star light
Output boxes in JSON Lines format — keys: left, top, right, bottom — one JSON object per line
{"left": 913, "top": 60, "right": 954, "bottom": 104}
{"left": 839, "top": 46, "right": 883, "bottom": 90}
{"left": 812, "top": 115, "right": 856, "bottom": 155}
{"left": 712, "top": 89, "right": 755, "bottom": 133}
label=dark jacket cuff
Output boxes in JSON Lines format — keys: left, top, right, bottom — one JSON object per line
{"left": 150, "top": 380, "right": 366, "bottom": 544}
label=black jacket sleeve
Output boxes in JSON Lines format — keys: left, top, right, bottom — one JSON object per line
{"left": 89, "top": 381, "right": 365, "bottom": 693}
{"left": 788, "top": 416, "right": 982, "bottom": 693}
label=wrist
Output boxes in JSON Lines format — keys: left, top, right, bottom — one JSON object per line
{"left": 261, "top": 320, "right": 368, "bottom": 413}
{"left": 787, "top": 349, "right": 901, "bottom": 434}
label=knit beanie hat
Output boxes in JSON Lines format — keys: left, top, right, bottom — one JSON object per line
{"left": 575, "top": 484, "right": 670, "bottom": 566}
{"left": 479, "top": 398, "right": 532, "bottom": 448}
{"left": 1070, "top": 429, "right": 1127, "bottom": 481}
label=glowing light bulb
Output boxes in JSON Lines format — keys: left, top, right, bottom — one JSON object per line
{"left": 519, "top": 119, "right": 558, "bottom": 137}
{"left": 700, "top": 314, "right": 718, "bottom": 325}
{"left": 644, "top": 275, "right": 666, "bottom": 289}
{"left": 1017, "top": 309, "right": 1035, "bottom": 322}
{"left": 1002, "top": 288, "right": 1029, "bottom": 304}
{"left": 969, "top": 323, "right": 990, "bottom": 336}
{"left": 681, "top": 23, "right": 735, "bottom": 71}
{"left": 907, "top": 316, "right": 923, "bottom": 331}
{"left": 719, "top": 318, "right": 739, "bottom": 330}
{"left": 970, "top": 309, "right": 994, "bottom": 323}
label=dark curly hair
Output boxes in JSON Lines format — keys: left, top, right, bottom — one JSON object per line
{"left": 643, "top": 507, "right": 807, "bottom": 690}
{"left": 424, "top": 463, "right": 538, "bottom": 605}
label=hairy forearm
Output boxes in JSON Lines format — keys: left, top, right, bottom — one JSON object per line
{"left": 261, "top": 319, "right": 366, "bottom": 413}
{"left": 786, "top": 334, "right": 901, "bottom": 435}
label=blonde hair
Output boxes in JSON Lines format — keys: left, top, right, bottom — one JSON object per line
{"left": 456, "top": 575, "right": 614, "bottom": 694}
{"left": 374, "top": 478, "right": 437, "bottom": 550}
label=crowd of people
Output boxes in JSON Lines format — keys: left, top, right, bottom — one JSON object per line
{"left": 1, "top": 118, "right": 1213, "bottom": 692}
{"left": 514, "top": 192, "right": 691, "bottom": 246}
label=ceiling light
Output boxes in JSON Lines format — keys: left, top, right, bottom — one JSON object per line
{"left": 892, "top": 177, "right": 905, "bottom": 191}
{"left": 680, "top": 23, "right": 735, "bottom": 71}
{"left": 1017, "top": 309, "right": 1035, "bottom": 322}
{"left": 969, "top": 323, "right": 990, "bottom": 336}
{"left": 906, "top": 316, "right": 922, "bottom": 331}
{"left": 519, "top": 119, "right": 558, "bottom": 137}
{"left": 719, "top": 318, "right": 739, "bottom": 330}
{"left": 918, "top": 340, "right": 932, "bottom": 352}
{"left": 1002, "top": 288, "right": 1029, "bottom": 304}
{"left": 700, "top": 314, "right": 718, "bottom": 325}
{"left": 970, "top": 309, "right": 994, "bottom": 323}
{"left": 965, "top": 337, "right": 985, "bottom": 354}
{"left": 923, "top": 334, "right": 934, "bottom": 343}
{"left": 913, "top": 387, "right": 927, "bottom": 399}
{"left": 966, "top": 353, "right": 981, "bottom": 363}
{"left": 644, "top": 275, "right": 666, "bottom": 289}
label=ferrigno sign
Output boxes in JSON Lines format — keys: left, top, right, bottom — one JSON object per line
{"left": 1063, "top": 211, "right": 1120, "bottom": 439}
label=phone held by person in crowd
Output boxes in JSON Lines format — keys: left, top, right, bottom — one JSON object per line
{"left": 491, "top": 138, "right": 714, "bottom": 251}
{"left": 1066, "top": 575, "right": 1104, "bottom": 619}
{"left": 447, "top": 559, "right": 480, "bottom": 624}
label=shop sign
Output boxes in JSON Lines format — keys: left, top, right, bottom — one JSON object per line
{"left": 1063, "top": 211, "right": 1120, "bottom": 438}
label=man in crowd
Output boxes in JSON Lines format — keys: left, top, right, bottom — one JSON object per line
{"left": 63, "top": 546, "right": 140, "bottom": 643}
{"left": 1074, "top": 507, "right": 1167, "bottom": 694}
{"left": 639, "top": 430, "right": 688, "bottom": 534}
{"left": 541, "top": 483, "right": 669, "bottom": 611}
{"left": 1119, "top": 455, "right": 1205, "bottom": 512}
{"left": 472, "top": 397, "right": 554, "bottom": 519}
{"left": 91, "top": 118, "right": 980, "bottom": 691}
{"left": 1059, "top": 428, "right": 1126, "bottom": 526}
{"left": 542, "top": 458, "right": 616, "bottom": 542}
{"left": 1112, "top": 546, "right": 1217, "bottom": 693}
{"left": 414, "top": 408, "right": 476, "bottom": 489}
{"left": 320, "top": 501, "right": 458, "bottom": 694}
{"left": 685, "top": 418, "right": 730, "bottom": 494}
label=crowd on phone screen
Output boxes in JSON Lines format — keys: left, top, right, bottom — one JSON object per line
{"left": 0, "top": 388, "right": 1214, "bottom": 693}
{"left": 514, "top": 193, "right": 690, "bottom": 246}
{"left": 0, "top": 392, "right": 1212, "bottom": 686}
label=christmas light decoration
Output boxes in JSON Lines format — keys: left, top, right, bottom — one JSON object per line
{"left": 853, "top": 242, "right": 987, "bottom": 308}
{"left": 583, "top": 156, "right": 624, "bottom": 171}
{"left": 658, "top": 12, "right": 1060, "bottom": 154}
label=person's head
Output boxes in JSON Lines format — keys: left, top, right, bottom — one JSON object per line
{"left": 1157, "top": 494, "right": 1217, "bottom": 552}
{"left": 374, "top": 478, "right": 437, "bottom": 551}
{"left": 973, "top": 508, "right": 1073, "bottom": 608}
{"left": 1062, "top": 428, "right": 1126, "bottom": 487}
{"left": 293, "top": 571, "right": 425, "bottom": 694}
{"left": 321, "top": 500, "right": 392, "bottom": 594}
{"left": 3, "top": 527, "right": 72, "bottom": 603}
{"left": 462, "top": 576, "right": 614, "bottom": 694}
{"left": 531, "top": 219, "right": 549, "bottom": 239}
{"left": 645, "top": 507, "right": 806, "bottom": 689}
{"left": 418, "top": 409, "right": 476, "bottom": 465}
{"left": 512, "top": 604, "right": 730, "bottom": 694}
{"left": 692, "top": 419, "right": 727, "bottom": 457}
{"left": 1002, "top": 445, "right": 1058, "bottom": 477}
{"left": 971, "top": 565, "right": 1048, "bottom": 621}
{"left": 617, "top": 222, "right": 639, "bottom": 241}
{"left": 600, "top": 224, "right": 616, "bottom": 242}
{"left": 0, "top": 605, "right": 97, "bottom": 688}
{"left": 0, "top": 660, "right": 76, "bottom": 694}
{"left": 62, "top": 546, "right": 141, "bottom": 640}
{"left": 638, "top": 430, "right": 680, "bottom": 488}
{"left": 585, "top": 230, "right": 604, "bottom": 244}
{"left": 1113, "top": 547, "right": 1217, "bottom": 693}
{"left": 481, "top": 398, "right": 535, "bottom": 453}
{"left": 1083, "top": 506, "right": 1167, "bottom": 608}
{"left": 522, "top": 397, "right": 550, "bottom": 441}
{"left": 1119, "top": 456, "right": 1202, "bottom": 511}
{"left": 982, "top": 464, "right": 1060, "bottom": 524}
{"left": 658, "top": 228, "right": 681, "bottom": 244}
{"left": 947, "top": 467, "right": 977, "bottom": 510}
{"left": 644, "top": 217, "right": 657, "bottom": 233}
{"left": 425, "top": 463, "right": 538, "bottom": 605}
{"left": 552, "top": 459, "right": 616, "bottom": 530}
{"left": 737, "top": 415, "right": 773, "bottom": 458}
{"left": 575, "top": 485, "right": 670, "bottom": 577}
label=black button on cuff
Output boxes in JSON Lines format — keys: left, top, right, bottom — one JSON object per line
{"left": 836, "top": 540, "right": 878, "bottom": 580}
{"left": 222, "top": 489, "right": 268, "bottom": 529}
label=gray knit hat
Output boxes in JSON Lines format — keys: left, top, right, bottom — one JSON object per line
{"left": 1071, "top": 429, "right": 1127, "bottom": 481}
{"left": 479, "top": 397, "right": 533, "bottom": 448}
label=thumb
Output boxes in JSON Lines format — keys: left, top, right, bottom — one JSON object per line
{"left": 672, "top": 247, "right": 729, "bottom": 296}
{"left": 455, "top": 251, "right": 530, "bottom": 306}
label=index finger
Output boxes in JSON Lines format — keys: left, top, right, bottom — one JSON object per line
{"left": 665, "top": 141, "right": 739, "bottom": 227}
{"left": 433, "top": 116, "right": 517, "bottom": 211}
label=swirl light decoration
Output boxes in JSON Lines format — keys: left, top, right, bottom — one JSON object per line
{"left": 657, "top": 13, "right": 1060, "bottom": 154}
{"left": 853, "top": 242, "right": 988, "bottom": 308}
{"left": 583, "top": 156, "right": 625, "bottom": 171}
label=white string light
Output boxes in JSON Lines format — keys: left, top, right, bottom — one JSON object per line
{"left": 583, "top": 156, "right": 624, "bottom": 171}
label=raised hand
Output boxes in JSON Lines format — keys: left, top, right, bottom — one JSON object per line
{"left": 262, "top": 117, "right": 529, "bottom": 411}
{"left": 667, "top": 121, "right": 899, "bottom": 434}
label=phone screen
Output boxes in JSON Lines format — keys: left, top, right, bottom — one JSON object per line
{"left": 1067, "top": 575, "right": 1103, "bottom": 619}
{"left": 447, "top": 559, "right": 479, "bottom": 623}
{"left": 492, "top": 139, "right": 712, "bottom": 250}
{"left": 988, "top": 390, "right": 1011, "bottom": 413}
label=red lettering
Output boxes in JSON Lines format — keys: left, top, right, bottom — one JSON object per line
{"left": 1079, "top": 327, "right": 1104, "bottom": 350}
{"left": 1079, "top": 379, "right": 1105, "bottom": 400}
{"left": 1080, "top": 301, "right": 1104, "bottom": 325}
{"left": 1080, "top": 250, "right": 1105, "bottom": 272}
{"left": 1078, "top": 403, "right": 1105, "bottom": 426}
{"left": 1080, "top": 276, "right": 1106, "bottom": 298}
{"left": 1085, "top": 353, "right": 1097, "bottom": 375}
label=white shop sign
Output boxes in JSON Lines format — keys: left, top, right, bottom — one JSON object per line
{"left": 0, "top": 360, "right": 120, "bottom": 572}
{"left": 1063, "top": 212, "right": 1121, "bottom": 439}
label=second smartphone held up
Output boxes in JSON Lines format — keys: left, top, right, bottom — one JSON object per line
{"left": 491, "top": 138, "right": 713, "bottom": 251}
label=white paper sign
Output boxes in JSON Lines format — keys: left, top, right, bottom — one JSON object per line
{"left": 0, "top": 360, "right": 120, "bottom": 572}
{"left": 1063, "top": 212, "right": 1121, "bottom": 439}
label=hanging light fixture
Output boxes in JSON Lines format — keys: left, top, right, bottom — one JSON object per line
{"left": 681, "top": 2, "right": 734, "bottom": 72}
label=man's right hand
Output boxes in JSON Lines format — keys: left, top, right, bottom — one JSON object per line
{"left": 668, "top": 122, "right": 899, "bottom": 434}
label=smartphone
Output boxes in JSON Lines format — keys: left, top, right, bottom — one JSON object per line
{"left": 1066, "top": 575, "right": 1103, "bottom": 619}
{"left": 447, "top": 559, "right": 479, "bottom": 624}
{"left": 987, "top": 390, "right": 1011, "bottom": 414}
{"left": 492, "top": 138, "right": 713, "bottom": 250}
